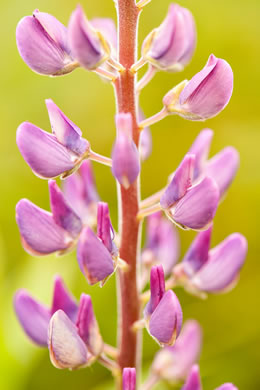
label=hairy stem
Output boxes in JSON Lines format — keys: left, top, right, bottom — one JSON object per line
{"left": 115, "top": 0, "right": 141, "bottom": 388}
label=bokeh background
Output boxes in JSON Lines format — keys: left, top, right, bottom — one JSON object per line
{"left": 0, "top": 0, "right": 259, "bottom": 388}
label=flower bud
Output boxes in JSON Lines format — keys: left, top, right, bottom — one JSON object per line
{"left": 68, "top": 6, "right": 110, "bottom": 71}
{"left": 123, "top": 368, "right": 136, "bottom": 390}
{"left": 142, "top": 212, "right": 179, "bottom": 276}
{"left": 63, "top": 161, "right": 99, "bottom": 226}
{"left": 142, "top": 4, "right": 196, "bottom": 72}
{"left": 48, "top": 310, "right": 88, "bottom": 369}
{"left": 16, "top": 181, "right": 82, "bottom": 256}
{"left": 76, "top": 294, "right": 103, "bottom": 356}
{"left": 77, "top": 227, "right": 114, "bottom": 285}
{"left": 163, "top": 54, "right": 233, "bottom": 121}
{"left": 144, "top": 265, "right": 182, "bottom": 346}
{"left": 97, "top": 202, "right": 117, "bottom": 257}
{"left": 16, "top": 10, "right": 76, "bottom": 76}
{"left": 152, "top": 320, "right": 202, "bottom": 383}
{"left": 112, "top": 114, "right": 140, "bottom": 189}
{"left": 17, "top": 101, "right": 89, "bottom": 180}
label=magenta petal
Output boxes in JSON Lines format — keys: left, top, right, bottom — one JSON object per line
{"left": 149, "top": 290, "right": 183, "bottom": 346}
{"left": 77, "top": 227, "right": 114, "bottom": 285}
{"left": 123, "top": 368, "right": 136, "bottom": 390}
{"left": 192, "top": 233, "right": 247, "bottom": 292}
{"left": 16, "top": 199, "right": 71, "bottom": 256}
{"left": 76, "top": 294, "right": 103, "bottom": 356}
{"left": 145, "top": 265, "right": 165, "bottom": 317}
{"left": 152, "top": 320, "right": 202, "bottom": 382}
{"left": 112, "top": 114, "right": 140, "bottom": 189}
{"left": 49, "top": 180, "right": 82, "bottom": 238}
{"left": 14, "top": 289, "right": 50, "bottom": 346}
{"left": 182, "top": 365, "right": 202, "bottom": 390}
{"left": 97, "top": 202, "right": 116, "bottom": 255}
{"left": 48, "top": 310, "right": 88, "bottom": 369}
{"left": 46, "top": 99, "right": 89, "bottom": 156}
{"left": 160, "top": 154, "right": 195, "bottom": 209}
{"left": 51, "top": 276, "right": 78, "bottom": 322}
{"left": 170, "top": 177, "right": 219, "bottom": 230}
{"left": 206, "top": 146, "right": 239, "bottom": 198}
{"left": 188, "top": 129, "right": 214, "bottom": 179}
{"left": 16, "top": 12, "right": 73, "bottom": 75}
{"left": 17, "top": 122, "right": 75, "bottom": 179}
{"left": 179, "top": 54, "right": 233, "bottom": 120}
{"left": 68, "top": 6, "right": 109, "bottom": 70}
{"left": 182, "top": 227, "right": 212, "bottom": 276}
{"left": 215, "top": 385, "right": 238, "bottom": 390}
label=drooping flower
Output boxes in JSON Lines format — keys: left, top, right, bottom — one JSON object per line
{"left": 17, "top": 99, "right": 89, "bottom": 179}
{"left": 142, "top": 3, "right": 196, "bottom": 72}
{"left": 112, "top": 113, "right": 140, "bottom": 189}
{"left": 174, "top": 227, "right": 247, "bottom": 295}
{"left": 160, "top": 154, "right": 219, "bottom": 230}
{"left": 182, "top": 365, "right": 238, "bottom": 390}
{"left": 16, "top": 9, "right": 77, "bottom": 76}
{"left": 163, "top": 54, "right": 233, "bottom": 120}
{"left": 142, "top": 211, "right": 179, "bottom": 276}
{"left": 123, "top": 368, "right": 136, "bottom": 390}
{"left": 144, "top": 265, "right": 182, "bottom": 346}
{"left": 152, "top": 320, "right": 202, "bottom": 383}
{"left": 68, "top": 6, "right": 111, "bottom": 71}
{"left": 77, "top": 202, "right": 117, "bottom": 285}
{"left": 16, "top": 180, "right": 82, "bottom": 256}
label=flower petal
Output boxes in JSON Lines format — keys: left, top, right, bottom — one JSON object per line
{"left": 16, "top": 199, "right": 72, "bottom": 255}
{"left": 188, "top": 129, "right": 214, "bottom": 180}
{"left": 123, "top": 368, "right": 136, "bottom": 390}
{"left": 17, "top": 122, "right": 75, "bottom": 179}
{"left": 215, "top": 385, "right": 238, "bottom": 390}
{"left": 51, "top": 276, "right": 78, "bottom": 322}
{"left": 91, "top": 18, "right": 117, "bottom": 53}
{"left": 181, "top": 365, "right": 202, "bottom": 390}
{"left": 14, "top": 289, "right": 50, "bottom": 346}
{"left": 77, "top": 227, "right": 114, "bottom": 285}
{"left": 48, "top": 310, "right": 88, "bottom": 369}
{"left": 97, "top": 202, "right": 116, "bottom": 255}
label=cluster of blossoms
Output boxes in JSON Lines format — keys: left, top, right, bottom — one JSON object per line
{"left": 14, "top": 1, "right": 247, "bottom": 389}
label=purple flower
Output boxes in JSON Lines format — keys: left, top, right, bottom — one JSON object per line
{"left": 142, "top": 211, "right": 180, "bottom": 276}
{"left": 142, "top": 3, "right": 196, "bottom": 72}
{"left": 175, "top": 228, "right": 247, "bottom": 294}
{"left": 160, "top": 155, "right": 219, "bottom": 231}
{"left": 144, "top": 265, "right": 183, "bottom": 346}
{"left": 14, "top": 276, "right": 103, "bottom": 369}
{"left": 16, "top": 180, "right": 82, "bottom": 256}
{"left": 112, "top": 113, "right": 140, "bottom": 189}
{"left": 182, "top": 365, "right": 238, "bottom": 390}
{"left": 16, "top": 10, "right": 77, "bottom": 76}
{"left": 123, "top": 368, "right": 136, "bottom": 390}
{"left": 152, "top": 320, "right": 202, "bottom": 382}
{"left": 77, "top": 226, "right": 115, "bottom": 286}
{"left": 97, "top": 202, "right": 118, "bottom": 257}
{"left": 163, "top": 54, "right": 233, "bottom": 120}
{"left": 17, "top": 100, "right": 89, "bottom": 179}
{"left": 63, "top": 161, "right": 99, "bottom": 226}
{"left": 68, "top": 6, "right": 111, "bottom": 71}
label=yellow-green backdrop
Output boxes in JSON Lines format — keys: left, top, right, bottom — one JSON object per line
{"left": 0, "top": 0, "right": 259, "bottom": 389}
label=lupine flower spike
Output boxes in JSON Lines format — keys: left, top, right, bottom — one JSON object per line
{"left": 144, "top": 265, "right": 183, "bottom": 346}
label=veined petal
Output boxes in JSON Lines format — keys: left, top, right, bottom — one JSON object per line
{"left": 76, "top": 294, "right": 103, "bottom": 356}
{"left": 169, "top": 177, "right": 219, "bottom": 231}
{"left": 123, "top": 368, "right": 136, "bottom": 390}
{"left": 192, "top": 233, "right": 247, "bottom": 292}
{"left": 14, "top": 289, "right": 50, "bottom": 346}
{"left": 16, "top": 199, "right": 72, "bottom": 255}
{"left": 51, "top": 276, "right": 78, "bottom": 322}
{"left": 49, "top": 180, "right": 82, "bottom": 238}
{"left": 48, "top": 310, "right": 88, "bottom": 369}
{"left": 182, "top": 365, "right": 202, "bottom": 390}
{"left": 149, "top": 290, "right": 183, "bottom": 346}
{"left": 17, "top": 122, "right": 75, "bottom": 179}
{"left": 188, "top": 129, "right": 214, "bottom": 179}
{"left": 206, "top": 147, "right": 239, "bottom": 198}
{"left": 77, "top": 227, "right": 114, "bottom": 285}
{"left": 160, "top": 154, "right": 195, "bottom": 209}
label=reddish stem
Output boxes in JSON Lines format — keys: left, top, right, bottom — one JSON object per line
{"left": 115, "top": 0, "right": 141, "bottom": 386}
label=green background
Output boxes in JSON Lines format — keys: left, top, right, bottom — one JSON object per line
{"left": 0, "top": 0, "right": 259, "bottom": 389}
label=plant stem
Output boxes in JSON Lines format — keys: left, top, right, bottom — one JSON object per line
{"left": 115, "top": 1, "right": 141, "bottom": 388}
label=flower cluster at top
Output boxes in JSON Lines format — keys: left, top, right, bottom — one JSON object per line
{"left": 14, "top": 1, "right": 247, "bottom": 390}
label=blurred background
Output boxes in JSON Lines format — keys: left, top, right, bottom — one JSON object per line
{"left": 0, "top": 0, "right": 259, "bottom": 388}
